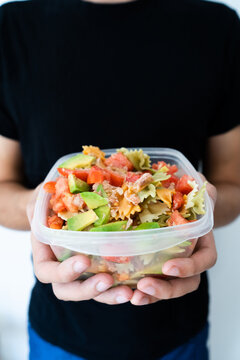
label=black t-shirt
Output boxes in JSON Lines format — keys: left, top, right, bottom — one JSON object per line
{"left": 0, "top": 0, "right": 239, "bottom": 359}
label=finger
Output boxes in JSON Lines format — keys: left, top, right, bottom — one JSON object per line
{"left": 94, "top": 285, "right": 133, "bottom": 305}
{"left": 136, "top": 275, "right": 201, "bottom": 300}
{"left": 31, "top": 233, "right": 91, "bottom": 283}
{"left": 52, "top": 273, "right": 114, "bottom": 301}
{"left": 130, "top": 289, "right": 158, "bottom": 306}
{"left": 162, "top": 231, "right": 217, "bottom": 278}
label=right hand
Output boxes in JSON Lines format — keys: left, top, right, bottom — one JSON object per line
{"left": 27, "top": 185, "right": 133, "bottom": 304}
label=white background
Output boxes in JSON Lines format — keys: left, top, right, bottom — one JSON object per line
{"left": 0, "top": 1, "right": 239, "bottom": 359}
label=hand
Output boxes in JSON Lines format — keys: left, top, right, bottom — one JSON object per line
{"left": 130, "top": 177, "right": 217, "bottom": 306}
{"left": 27, "top": 185, "right": 133, "bottom": 305}
{"left": 31, "top": 233, "right": 133, "bottom": 304}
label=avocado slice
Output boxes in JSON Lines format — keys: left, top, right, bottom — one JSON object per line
{"left": 80, "top": 192, "right": 108, "bottom": 209}
{"left": 135, "top": 222, "right": 160, "bottom": 230}
{"left": 96, "top": 184, "right": 107, "bottom": 198}
{"left": 67, "top": 210, "right": 99, "bottom": 231}
{"left": 59, "top": 154, "right": 95, "bottom": 169}
{"left": 90, "top": 221, "right": 128, "bottom": 232}
{"left": 94, "top": 205, "right": 110, "bottom": 226}
{"left": 68, "top": 174, "right": 89, "bottom": 193}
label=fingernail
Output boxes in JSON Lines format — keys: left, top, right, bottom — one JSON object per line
{"left": 116, "top": 296, "right": 128, "bottom": 304}
{"left": 73, "top": 261, "right": 88, "bottom": 273}
{"left": 142, "top": 286, "right": 156, "bottom": 296}
{"left": 139, "top": 296, "right": 150, "bottom": 305}
{"left": 96, "top": 281, "right": 110, "bottom": 292}
{"left": 166, "top": 266, "right": 180, "bottom": 276}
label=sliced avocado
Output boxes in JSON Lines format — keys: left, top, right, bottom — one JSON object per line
{"left": 68, "top": 174, "right": 89, "bottom": 193}
{"left": 94, "top": 205, "right": 110, "bottom": 226}
{"left": 135, "top": 222, "right": 160, "bottom": 230}
{"left": 67, "top": 210, "right": 99, "bottom": 231}
{"left": 90, "top": 221, "right": 128, "bottom": 232}
{"left": 96, "top": 184, "right": 107, "bottom": 198}
{"left": 59, "top": 154, "right": 95, "bottom": 169}
{"left": 80, "top": 192, "right": 108, "bottom": 209}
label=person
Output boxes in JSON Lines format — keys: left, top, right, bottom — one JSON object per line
{"left": 0, "top": 0, "right": 239, "bottom": 359}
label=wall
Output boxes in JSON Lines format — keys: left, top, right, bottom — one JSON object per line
{"left": 0, "top": 0, "right": 239, "bottom": 359}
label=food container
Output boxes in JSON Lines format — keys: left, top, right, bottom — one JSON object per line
{"left": 31, "top": 148, "right": 214, "bottom": 287}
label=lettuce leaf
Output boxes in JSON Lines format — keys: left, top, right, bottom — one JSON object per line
{"left": 117, "top": 148, "right": 151, "bottom": 170}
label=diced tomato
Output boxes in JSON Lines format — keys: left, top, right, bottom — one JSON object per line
{"left": 175, "top": 175, "right": 194, "bottom": 194}
{"left": 102, "top": 256, "right": 131, "bottom": 263}
{"left": 101, "top": 168, "right": 111, "bottom": 183}
{"left": 168, "top": 164, "right": 178, "bottom": 174}
{"left": 61, "top": 193, "right": 79, "bottom": 213}
{"left": 126, "top": 172, "right": 142, "bottom": 183}
{"left": 158, "top": 161, "right": 168, "bottom": 169}
{"left": 87, "top": 166, "right": 105, "bottom": 184}
{"left": 43, "top": 181, "right": 56, "bottom": 194}
{"left": 48, "top": 215, "right": 64, "bottom": 229}
{"left": 162, "top": 174, "right": 179, "bottom": 188}
{"left": 55, "top": 177, "right": 70, "bottom": 198}
{"left": 50, "top": 195, "right": 67, "bottom": 213}
{"left": 152, "top": 161, "right": 168, "bottom": 171}
{"left": 152, "top": 162, "right": 178, "bottom": 174}
{"left": 57, "top": 168, "right": 90, "bottom": 182}
{"left": 172, "top": 191, "right": 184, "bottom": 210}
{"left": 167, "top": 210, "right": 189, "bottom": 226}
{"left": 108, "top": 170, "right": 124, "bottom": 187}
{"left": 105, "top": 153, "right": 134, "bottom": 171}
{"left": 152, "top": 163, "right": 159, "bottom": 170}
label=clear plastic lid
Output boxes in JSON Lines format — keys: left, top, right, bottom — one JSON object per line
{"left": 31, "top": 148, "right": 214, "bottom": 256}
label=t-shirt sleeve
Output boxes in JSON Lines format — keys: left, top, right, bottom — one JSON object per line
{"left": 0, "top": 7, "right": 19, "bottom": 141}
{"left": 207, "top": 10, "right": 240, "bottom": 137}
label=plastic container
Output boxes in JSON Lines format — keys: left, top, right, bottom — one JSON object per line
{"left": 31, "top": 148, "right": 214, "bottom": 287}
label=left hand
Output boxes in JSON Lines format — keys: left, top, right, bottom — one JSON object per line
{"left": 131, "top": 177, "right": 217, "bottom": 306}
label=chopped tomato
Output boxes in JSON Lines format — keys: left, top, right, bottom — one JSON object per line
{"left": 105, "top": 152, "right": 134, "bottom": 171}
{"left": 168, "top": 164, "right": 178, "bottom": 174}
{"left": 162, "top": 174, "right": 179, "bottom": 188}
{"left": 175, "top": 175, "right": 194, "bottom": 194}
{"left": 55, "top": 177, "right": 70, "bottom": 198}
{"left": 87, "top": 166, "right": 105, "bottom": 184}
{"left": 48, "top": 215, "right": 64, "bottom": 229}
{"left": 152, "top": 162, "right": 178, "bottom": 174}
{"left": 108, "top": 170, "right": 124, "bottom": 187}
{"left": 62, "top": 193, "right": 79, "bottom": 213}
{"left": 172, "top": 191, "right": 184, "bottom": 210}
{"left": 152, "top": 163, "right": 159, "bottom": 170}
{"left": 167, "top": 210, "right": 189, "bottom": 226}
{"left": 102, "top": 256, "right": 131, "bottom": 263}
{"left": 152, "top": 161, "right": 168, "bottom": 170}
{"left": 57, "top": 168, "right": 90, "bottom": 182}
{"left": 43, "top": 181, "right": 56, "bottom": 194}
{"left": 50, "top": 195, "right": 66, "bottom": 213}
{"left": 125, "top": 172, "right": 142, "bottom": 183}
